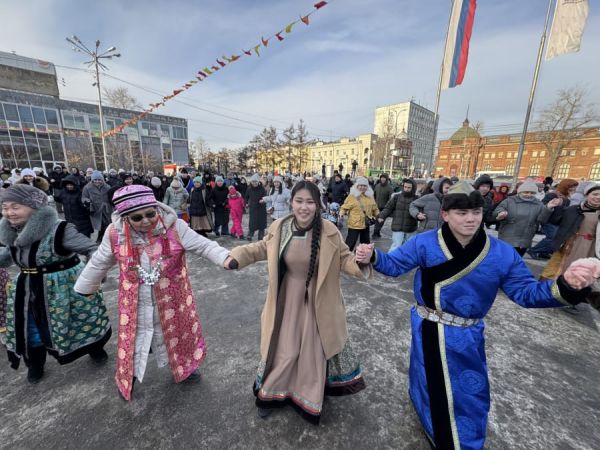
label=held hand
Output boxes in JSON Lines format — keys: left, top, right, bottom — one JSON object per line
{"left": 563, "top": 258, "right": 600, "bottom": 290}
{"left": 377, "top": 218, "right": 384, "bottom": 223}
{"left": 223, "top": 256, "right": 233, "bottom": 270}
{"left": 496, "top": 211, "right": 508, "bottom": 221}
{"left": 355, "top": 243, "right": 374, "bottom": 264}
{"left": 259, "top": 199, "right": 265, "bottom": 204}
{"left": 416, "top": 213, "right": 426, "bottom": 221}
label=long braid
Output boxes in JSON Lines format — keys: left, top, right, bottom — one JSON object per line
{"left": 304, "top": 214, "right": 321, "bottom": 303}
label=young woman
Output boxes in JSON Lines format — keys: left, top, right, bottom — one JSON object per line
{"left": 0, "top": 184, "right": 110, "bottom": 383}
{"left": 229, "top": 181, "right": 367, "bottom": 424}
{"left": 262, "top": 175, "right": 291, "bottom": 221}
{"left": 340, "top": 176, "right": 379, "bottom": 251}
{"left": 74, "top": 185, "right": 233, "bottom": 401}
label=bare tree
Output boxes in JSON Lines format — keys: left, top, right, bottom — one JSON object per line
{"left": 295, "top": 119, "right": 311, "bottom": 174}
{"left": 192, "top": 136, "right": 213, "bottom": 168}
{"left": 280, "top": 124, "right": 296, "bottom": 174}
{"left": 536, "top": 86, "right": 599, "bottom": 177}
{"left": 103, "top": 86, "right": 143, "bottom": 110}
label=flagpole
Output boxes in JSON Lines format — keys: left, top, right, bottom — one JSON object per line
{"left": 512, "top": 0, "right": 554, "bottom": 186}
{"left": 428, "top": 0, "right": 455, "bottom": 178}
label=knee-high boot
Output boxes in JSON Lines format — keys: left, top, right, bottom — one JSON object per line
{"left": 26, "top": 346, "right": 46, "bottom": 384}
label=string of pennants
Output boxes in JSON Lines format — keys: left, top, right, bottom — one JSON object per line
{"left": 104, "top": 1, "right": 329, "bottom": 137}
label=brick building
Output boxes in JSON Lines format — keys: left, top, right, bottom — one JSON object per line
{"left": 435, "top": 119, "right": 600, "bottom": 181}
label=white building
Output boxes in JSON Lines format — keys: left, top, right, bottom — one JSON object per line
{"left": 373, "top": 101, "right": 435, "bottom": 176}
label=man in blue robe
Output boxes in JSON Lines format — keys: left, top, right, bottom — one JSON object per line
{"left": 356, "top": 181, "right": 596, "bottom": 450}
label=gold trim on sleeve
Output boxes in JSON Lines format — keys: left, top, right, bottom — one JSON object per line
{"left": 551, "top": 281, "right": 570, "bottom": 306}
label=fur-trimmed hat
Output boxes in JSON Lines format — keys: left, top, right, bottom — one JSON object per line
{"left": 584, "top": 183, "right": 600, "bottom": 196}
{"left": 441, "top": 181, "right": 484, "bottom": 211}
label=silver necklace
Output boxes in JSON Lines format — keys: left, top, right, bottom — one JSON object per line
{"left": 135, "top": 256, "right": 164, "bottom": 286}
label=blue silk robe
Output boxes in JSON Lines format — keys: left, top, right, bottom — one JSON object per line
{"left": 373, "top": 225, "right": 575, "bottom": 450}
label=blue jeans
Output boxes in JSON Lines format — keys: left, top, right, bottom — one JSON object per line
{"left": 390, "top": 231, "right": 415, "bottom": 251}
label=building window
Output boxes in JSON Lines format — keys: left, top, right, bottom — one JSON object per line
{"left": 569, "top": 150, "right": 576, "bottom": 156}
{"left": 540, "top": 151, "right": 546, "bottom": 157}
{"left": 556, "top": 163, "right": 570, "bottom": 178}
{"left": 594, "top": 148, "right": 600, "bottom": 156}
{"left": 528, "top": 164, "right": 540, "bottom": 177}
{"left": 484, "top": 163, "right": 492, "bottom": 171}
{"left": 505, "top": 163, "right": 515, "bottom": 176}
{"left": 532, "top": 151, "right": 538, "bottom": 157}
{"left": 590, "top": 163, "right": 600, "bottom": 180}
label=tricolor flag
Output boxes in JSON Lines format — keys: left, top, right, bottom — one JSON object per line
{"left": 441, "top": 0, "right": 477, "bottom": 90}
{"left": 545, "top": 0, "right": 589, "bottom": 60}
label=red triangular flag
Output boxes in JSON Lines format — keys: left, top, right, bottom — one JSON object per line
{"left": 184, "top": 83, "right": 193, "bottom": 88}
{"left": 314, "top": 1, "right": 327, "bottom": 9}
{"left": 261, "top": 36, "right": 269, "bottom": 47}
{"left": 173, "top": 89, "right": 183, "bottom": 96}
{"left": 301, "top": 14, "right": 310, "bottom": 25}
{"left": 216, "top": 58, "right": 226, "bottom": 67}
{"left": 275, "top": 32, "right": 284, "bottom": 41}
{"left": 211, "top": 65, "right": 220, "bottom": 71}
{"left": 243, "top": 49, "right": 252, "bottom": 56}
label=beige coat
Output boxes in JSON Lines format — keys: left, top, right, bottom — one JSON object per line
{"left": 230, "top": 216, "right": 368, "bottom": 360}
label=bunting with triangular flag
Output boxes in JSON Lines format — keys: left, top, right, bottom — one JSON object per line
{"left": 103, "top": 0, "right": 331, "bottom": 137}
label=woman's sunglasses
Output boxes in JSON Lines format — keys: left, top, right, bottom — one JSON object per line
{"left": 128, "top": 210, "right": 157, "bottom": 223}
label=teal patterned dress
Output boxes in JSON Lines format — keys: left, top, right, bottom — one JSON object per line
{"left": 4, "top": 221, "right": 111, "bottom": 368}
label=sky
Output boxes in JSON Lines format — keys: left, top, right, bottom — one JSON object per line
{"left": 1, "top": 0, "right": 599, "bottom": 151}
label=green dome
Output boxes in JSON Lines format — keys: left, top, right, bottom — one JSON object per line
{"left": 449, "top": 119, "right": 480, "bottom": 142}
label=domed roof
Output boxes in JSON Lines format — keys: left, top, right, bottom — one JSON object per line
{"left": 449, "top": 118, "right": 480, "bottom": 142}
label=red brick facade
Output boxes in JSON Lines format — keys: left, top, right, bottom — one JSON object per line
{"left": 434, "top": 124, "right": 600, "bottom": 181}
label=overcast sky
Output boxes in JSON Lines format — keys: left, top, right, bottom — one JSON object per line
{"left": 2, "top": 0, "right": 598, "bottom": 150}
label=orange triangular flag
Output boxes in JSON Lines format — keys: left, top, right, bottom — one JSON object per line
{"left": 261, "top": 36, "right": 269, "bottom": 47}
{"left": 301, "top": 14, "right": 310, "bottom": 25}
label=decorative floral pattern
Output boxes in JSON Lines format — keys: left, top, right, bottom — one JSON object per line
{"left": 110, "top": 226, "right": 207, "bottom": 401}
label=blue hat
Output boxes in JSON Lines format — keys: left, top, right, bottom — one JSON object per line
{"left": 91, "top": 170, "right": 104, "bottom": 181}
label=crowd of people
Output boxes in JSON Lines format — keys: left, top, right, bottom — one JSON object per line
{"left": 0, "top": 163, "right": 599, "bottom": 449}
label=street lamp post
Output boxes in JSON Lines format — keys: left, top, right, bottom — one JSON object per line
{"left": 66, "top": 36, "right": 120, "bottom": 171}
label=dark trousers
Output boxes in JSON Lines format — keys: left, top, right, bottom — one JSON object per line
{"left": 514, "top": 247, "right": 528, "bottom": 256}
{"left": 214, "top": 208, "right": 230, "bottom": 235}
{"left": 345, "top": 228, "right": 370, "bottom": 251}
{"left": 373, "top": 217, "right": 385, "bottom": 236}
{"left": 249, "top": 229, "right": 265, "bottom": 240}
{"left": 97, "top": 222, "right": 109, "bottom": 243}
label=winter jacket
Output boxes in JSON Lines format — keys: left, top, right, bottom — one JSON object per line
{"left": 189, "top": 186, "right": 210, "bottom": 217}
{"left": 263, "top": 187, "right": 291, "bottom": 220}
{"left": 81, "top": 181, "right": 113, "bottom": 231}
{"left": 374, "top": 180, "right": 394, "bottom": 209}
{"left": 49, "top": 169, "right": 65, "bottom": 194}
{"left": 227, "top": 193, "right": 245, "bottom": 218}
{"left": 409, "top": 177, "right": 451, "bottom": 232}
{"left": 550, "top": 205, "right": 587, "bottom": 251}
{"left": 207, "top": 185, "right": 229, "bottom": 210}
{"left": 494, "top": 196, "right": 553, "bottom": 248}
{"left": 245, "top": 184, "right": 267, "bottom": 232}
{"left": 329, "top": 180, "right": 348, "bottom": 204}
{"left": 54, "top": 175, "right": 94, "bottom": 236}
{"left": 340, "top": 191, "right": 379, "bottom": 230}
{"left": 229, "top": 217, "right": 368, "bottom": 361}
{"left": 106, "top": 175, "right": 123, "bottom": 189}
{"left": 163, "top": 187, "right": 189, "bottom": 214}
{"left": 150, "top": 185, "right": 165, "bottom": 203}
{"left": 379, "top": 180, "right": 418, "bottom": 233}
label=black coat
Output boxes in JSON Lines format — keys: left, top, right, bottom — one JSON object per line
{"left": 379, "top": 180, "right": 418, "bottom": 232}
{"left": 329, "top": 181, "right": 348, "bottom": 204}
{"left": 55, "top": 175, "right": 94, "bottom": 236}
{"left": 551, "top": 205, "right": 586, "bottom": 251}
{"left": 245, "top": 184, "right": 267, "bottom": 231}
{"left": 189, "top": 186, "right": 209, "bottom": 217}
{"left": 208, "top": 185, "right": 229, "bottom": 209}
{"left": 150, "top": 185, "right": 165, "bottom": 202}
